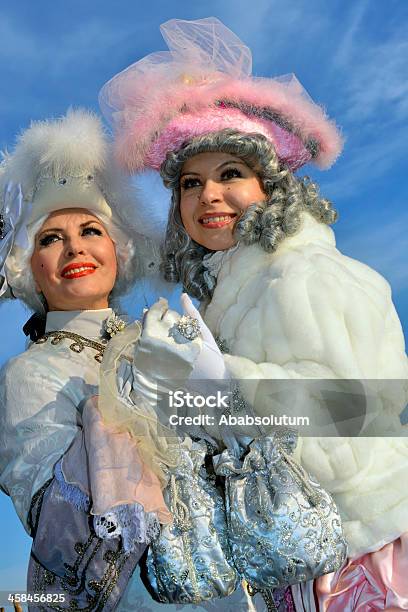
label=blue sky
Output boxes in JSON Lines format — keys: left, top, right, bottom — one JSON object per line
{"left": 1, "top": 0, "right": 407, "bottom": 596}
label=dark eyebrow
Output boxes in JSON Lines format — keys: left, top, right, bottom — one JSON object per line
{"left": 217, "top": 160, "right": 246, "bottom": 170}
{"left": 80, "top": 220, "right": 103, "bottom": 228}
{"left": 180, "top": 159, "right": 246, "bottom": 178}
{"left": 37, "top": 220, "right": 103, "bottom": 238}
{"left": 180, "top": 171, "right": 201, "bottom": 178}
{"left": 38, "top": 226, "right": 63, "bottom": 234}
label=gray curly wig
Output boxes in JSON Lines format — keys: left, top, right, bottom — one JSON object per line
{"left": 5, "top": 210, "right": 143, "bottom": 314}
{"left": 161, "top": 129, "right": 337, "bottom": 301}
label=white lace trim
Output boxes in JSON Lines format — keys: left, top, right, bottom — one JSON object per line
{"left": 202, "top": 243, "right": 240, "bottom": 291}
{"left": 93, "top": 502, "right": 160, "bottom": 553}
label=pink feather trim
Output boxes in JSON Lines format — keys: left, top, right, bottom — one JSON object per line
{"left": 107, "top": 74, "right": 343, "bottom": 173}
{"left": 146, "top": 108, "right": 312, "bottom": 171}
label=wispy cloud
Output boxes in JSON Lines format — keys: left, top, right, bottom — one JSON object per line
{"left": 220, "top": 0, "right": 334, "bottom": 75}
{"left": 0, "top": 16, "right": 38, "bottom": 62}
{"left": 319, "top": 123, "right": 408, "bottom": 200}
{"left": 340, "top": 33, "right": 408, "bottom": 125}
{"left": 0, "top": 13, "right": 152, "bottom": 134}
{"left": 0, "top": 13, "right": 143, "bottom": 73}
{"left": 332, "top": 1, "right": 370, "bottom": 68}
{"left": 336, "top": 210, "right": 408, "bottom": 293}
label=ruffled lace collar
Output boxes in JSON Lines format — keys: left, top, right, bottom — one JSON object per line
{"left": 45, "top": 308, "right": 113, "bottom": 339}
{"left": 202, "top": 244, "right": 240, "bottom": 291}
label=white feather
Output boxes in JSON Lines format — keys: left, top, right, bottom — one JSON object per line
{"left": 130, "top": 169, "right": 171, "bottom": 245}
{"left": 1, "top": 109, "right": 108, "bottom": 200}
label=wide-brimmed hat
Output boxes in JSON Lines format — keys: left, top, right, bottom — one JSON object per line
{"left": 100, "top": 17, "right": 343, "bottom": 174}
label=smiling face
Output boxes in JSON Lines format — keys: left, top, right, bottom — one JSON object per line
{"left": 179, "top": 151, "right": 266, "bottom": 251}
{"left": 30, "top": 208, "right": 117, "bottom": 311}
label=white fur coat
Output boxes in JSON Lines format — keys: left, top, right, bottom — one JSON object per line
{"left": 202, "top": 212, "right": 408, "bottom": 558}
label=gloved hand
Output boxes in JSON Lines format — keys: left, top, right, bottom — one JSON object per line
{"left": 180, "top": 293, "right": 229, "bottom": 381}
{"left": 178, "top": 294, "right": 235, "bottom": 445}
{"left": 134, "top": 296, "right": 202, "bottom": 382}
{"left": 114, "top": 297, "right": 201, "bottom": 417}
{"left": 115, "top": 295, "right": 232, "bottom": 447}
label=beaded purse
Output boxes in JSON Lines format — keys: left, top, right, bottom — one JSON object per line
{"left": 213, "top": 430, "right": 347, "bottom": 589}
{"left": 142, "top": 440, "right": 239, "bottom": 604}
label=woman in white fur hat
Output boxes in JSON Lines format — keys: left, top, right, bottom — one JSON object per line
{"left": 0, "top": 108, "right": 231, "bottom": 611}
{"left": 101, "top": 17, "right": 408, "bottom": 611}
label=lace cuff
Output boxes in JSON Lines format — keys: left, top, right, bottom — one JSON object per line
{"left": 61, "top": 397, "right": 172, "bottom": 524}
{"left": 56, "top": 455, "right": 161, "bottom": 552}
{"left": 94, "top": 502, "right": 160, "bottom": 553}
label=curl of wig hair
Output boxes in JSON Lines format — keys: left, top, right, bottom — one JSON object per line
{"left": 160, "top": 129, "right": 338, "bottom": 301}
{"left": 5, "top": 211, "right": 141, "bottom": 314}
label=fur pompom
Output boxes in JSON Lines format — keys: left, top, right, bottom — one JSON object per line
{"left": 2, "top": 109, "right": 108, "bottom": 200}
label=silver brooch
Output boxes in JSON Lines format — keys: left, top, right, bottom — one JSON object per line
{"left": 175, "top": 315, "right": 201, "bottom": 341}
{"left": 104, "top": 313, "right": 126, "bottom": 338}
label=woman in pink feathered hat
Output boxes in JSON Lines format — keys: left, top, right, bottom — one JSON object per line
{"left": 101, "top": 17, "right": 408, "bottom": 611}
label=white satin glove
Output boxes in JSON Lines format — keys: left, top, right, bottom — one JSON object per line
{"left": 180, "top": 293, "right": 229, "bottom": 382}
{"left": 134, "top": 296, "right": 202, "bottom": 382}
{"left": 179, "top": 294, "right": 237, "bottom": 445}
{"left": 117, "top": 296, "right": 204, "bottom": 420}
{"left": 116, "top": 295, "right": 231, "bottom": 442}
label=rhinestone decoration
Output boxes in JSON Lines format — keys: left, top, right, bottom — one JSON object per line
{"left": 230, "top": 385, "right": 249, "bottom": 413}
{"left": 175, "top": 315, "right": 201, "bottom": 341}
{"left": 0, "top": 213, "right": 4, "bottom": 239}
{"left": 104, "top": 313, "right": 126, "bottom": 338}
{"left": 214, "top": 335, "right": 230, "bottom": 354}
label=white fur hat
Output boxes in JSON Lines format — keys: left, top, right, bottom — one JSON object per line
{"left": 1, "top": 108, "right": 130, "bottom": 225}
{"left": 0, "top": 108, "right": 162, "bottom": 304}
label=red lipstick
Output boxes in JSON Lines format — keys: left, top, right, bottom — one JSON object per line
{"left": 61, "top": 262, "right": 97, "bottom": 279}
